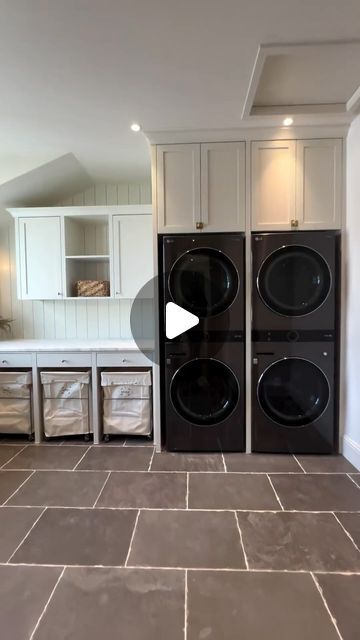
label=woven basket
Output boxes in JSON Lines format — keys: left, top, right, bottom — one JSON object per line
{"left": 74, "top": 280, "right": 110, "bottom": 297}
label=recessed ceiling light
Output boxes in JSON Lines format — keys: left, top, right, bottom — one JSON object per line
{"left": 130, "top": 123, "right": 141, "bottom": 132}
{"left": 283, "top": 117, "right": 293, "bottom": 126}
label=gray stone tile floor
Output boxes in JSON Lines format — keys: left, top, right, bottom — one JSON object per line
{"left": 0, "top": 442, "right": 359, "bottom": 639}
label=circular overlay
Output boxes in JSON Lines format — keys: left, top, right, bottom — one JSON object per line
{"left": 130, "top": 274, "right": 232, "bottom": 364}
{"left": 130, "top": 276, "right": 158, "bottom": 364}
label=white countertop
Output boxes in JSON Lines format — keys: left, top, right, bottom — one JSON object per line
{"left": 0, "top": 339, "right": 154, "bottom": 352}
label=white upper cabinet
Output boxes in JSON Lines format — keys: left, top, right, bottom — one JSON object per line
{"left": 251, "top": 140, "right": 296, "bottom": 231}
{"left": 251, "top": 138, "right": 342, "bottom": 231}
{"left": 201, "top": 142, "right": 245, "bottom": 232}
{"left": 9, "top": 205, "right": 153, "bottom": 300}
{"left": 157, "top": 142, "right": 245, "bottom": 233}
{"left": 157, "top": 144, "right": 201, "bottom": 233}
{"left": 113, "top": 214, "right": 153, "bottom": 298}
{"left": 18, "top": 217, "right": 64, "bottom": 300}
{"left": 296, "top": 139, "right": 342, "bottom": 229}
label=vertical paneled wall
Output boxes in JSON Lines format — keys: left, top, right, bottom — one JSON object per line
{"left": 0, "top": 181, "right": 153, "bottom": 340}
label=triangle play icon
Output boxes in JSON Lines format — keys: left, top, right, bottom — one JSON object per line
{"left": 166, "top": 302, "right": 199, "bottom": 339}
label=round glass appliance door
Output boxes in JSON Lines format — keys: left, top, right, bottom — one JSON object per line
{"left": 257, "top": 245, "right": 331, "bottom": 316}
{"left": 171, "top": 358, "right": 239, "bottom": 426}
{"left": 169, "top": 248, "right": 239, "bottom": 317}
{"left": 258, "top": 358, "right": 330, "bottom": 427}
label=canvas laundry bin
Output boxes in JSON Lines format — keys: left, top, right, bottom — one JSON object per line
{"left": 101, "top": 371, "right": 152, "bottom": 436}
{"left": 0, "top": 371, "right": 32, "bottom": 435}
{"left": 40, "top": 371, "right": 90, "bottom": 437}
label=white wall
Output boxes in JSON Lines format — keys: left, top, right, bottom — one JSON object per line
{"left": 344, "top": 114, "right": 360, "bottom": 469}
{"left": 0, "top": 181, "right": 153, "bottom": 340}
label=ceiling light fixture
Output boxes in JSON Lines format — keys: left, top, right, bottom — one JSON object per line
{"left": 130, "top": 123, "right": 142, "bottom": 132}
{"left": 283, "top": 117, "right": 294, "bottom": 126}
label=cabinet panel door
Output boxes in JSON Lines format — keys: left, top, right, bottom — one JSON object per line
{"left": 113, "top": 214, "right": 153, "bottom": 299}
{"left": 18, "top": 217, "right": 63, "bottom": 300}
{"left": 201, "top": 142, "right": 245, "bottom": 231}
{"left": 296, "top": 139, "right": 342, "bottom": 229}
{"left": 157, "top": 144, "right": 200, "bottom": 233}
{"left": 251, "top": 140, "right": 296, "bottom": 230}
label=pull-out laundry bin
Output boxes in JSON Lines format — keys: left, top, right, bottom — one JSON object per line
{"left": 101, "top": 371, "right": 152, "bottom": 436}
{"left": 0, "top": 371, "right": 33, "bottom": 436}
{"left": 40, "top": 371, "right": 90, "bottom": 438}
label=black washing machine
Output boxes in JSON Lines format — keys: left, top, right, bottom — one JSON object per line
{"left": 165, "top": 340, "right": 245, "bottom": 451}
{"left": 252, "top": 341, "right": 336, "bottom": 454}
{"left": 162, "top": 233, "right": 244, "bottom": 339}
{"left": 252, "top": 231, "right": 340, "bottom": 335}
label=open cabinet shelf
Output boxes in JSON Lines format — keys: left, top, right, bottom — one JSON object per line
{"left": 64, "top": 216, "right": 111, "bottom": 297}
{"left": 65, "top": 215, "right": 109, "bottom": 256}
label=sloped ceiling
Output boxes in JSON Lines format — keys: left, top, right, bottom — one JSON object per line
{"left": 0, "top": 154, "right": 91, "bottom": 214}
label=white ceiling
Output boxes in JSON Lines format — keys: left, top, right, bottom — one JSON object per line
{"left": 1, "top": 0, "right": 360, "bottom": 184}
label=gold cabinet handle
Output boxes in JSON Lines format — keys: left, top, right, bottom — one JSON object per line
{"left": 291, "top": 219, "right": 299, "bottom": 228}
{"left": 196, "top": 221, "right": 204, "bottom": 230}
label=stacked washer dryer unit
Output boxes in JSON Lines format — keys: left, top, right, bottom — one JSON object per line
{"left": 251, "top": 231, "right": 340, "bottom": 454}
{"left": 161, "top": 234, "right": 245, "bottom": 451}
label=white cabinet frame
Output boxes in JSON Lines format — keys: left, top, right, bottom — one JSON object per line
{"left": 295, "top": 139, "right": 342, "bottom": 230}
{"left": 157, "top": 142, "right": 246, "bottom": 233}
{"left": 9, "top": 205, "right": 152, "bottom": 301}
{"left": 201, "top": 142, "right": 246, "bottom": 232}
{"left": 157, "top": 144, "right": 201, "bottom": 233}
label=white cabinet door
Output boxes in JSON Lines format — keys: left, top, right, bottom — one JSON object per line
{"left": 18, "top": 217, "right": 63, "bottom": 300}
{"left": 113, "top": 214, "right": 153, "bottom": 298}
{"left": 201, "top": 142, "right": 245, "bottom": 232}
{"left": 251, "top": 140, "right": 296, "bottom": 230}
{"left": 296, "top": 139, "right": 342, "bottom": 229}
{"left": 157, "top": 144, "right": 201, "bottom": 233}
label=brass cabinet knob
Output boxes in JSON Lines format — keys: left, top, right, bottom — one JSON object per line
{"left": 291, "top": 219, "right": 299, "bottom": 228}
{"left": 196, "top": 221, "right": 204, "bottom": 230}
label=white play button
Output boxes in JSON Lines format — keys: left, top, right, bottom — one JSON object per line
{"left": 166, "top": 302, "right": 199, "bottom": 339}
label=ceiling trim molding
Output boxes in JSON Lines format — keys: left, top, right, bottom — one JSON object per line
{"left": 145, "top": 122, "right": 350, "bottom": 145}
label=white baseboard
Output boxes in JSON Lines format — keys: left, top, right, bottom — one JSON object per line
{"left": 342, "top": 434, "right": 360, "bottom": 471}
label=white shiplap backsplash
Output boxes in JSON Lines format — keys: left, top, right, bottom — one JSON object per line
{"left": 0, "top": 181, "right": 154, "bottom": 340}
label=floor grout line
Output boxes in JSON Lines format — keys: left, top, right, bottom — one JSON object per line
{"left": 234, "top": 511, "right": 249, "bottom": 570}
{"left": 332, "top": 512, "right": 360, "bottom": 553}
{"left": 1, "top": 505, "right": 360, "bottom": 513}
{"left": 29, "top": 566, "right": 66, "bottom": 640}
{"left": 311, "top": 572, "right": 344, "bottom": 640}
{"left": 92, "top": 471, "right": 111, "bottom": 508}
{"left": 1, "top": 467, "right": 357, "bottom": 475}
{"left": 124, "top": 509, "right": 140, "bottom": 567}
{"left": 2, "top": 561, "right": 360, "bottom": 575}
{"left": 186, "top": 473, "right": 189, "bottom": 509}
{"left": 124, "top": 441, "right": 153, "bottom": 448}
{"left": 184, "top": 569, "right": 188, "bottom": 640}
{"left": 293, "top": 455, "right": 307, "bottom": 473}
{"left": 266, "top": 474, "right": 284, "bottom": 510}
{"left": 148, "top": 447, "right": 155, "bottom": 471}
{"left": 72, "top": 446, "right": 91, "bottom": 470}
{"left": 347, "top": 473, "right": 360, "bottom": 488}
{"left": 0, "top": 445, "right": 29, "bottom": 469}
{"left": 2, "top": 470, "right": 36, "bottom": 505}
{"left": 221, "top": 452, "right": 227, "bottom": 472}
{"left": 6, "top": 507, "right": 47, "bottom": 563}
